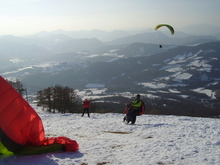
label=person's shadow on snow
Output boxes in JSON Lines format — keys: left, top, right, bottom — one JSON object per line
{"left": 133, "top": 123, "right": 170, "bottom": 127}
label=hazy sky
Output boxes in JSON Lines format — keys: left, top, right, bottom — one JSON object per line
{"left": 0, "top": 0, "right": 220, "bottom": 36}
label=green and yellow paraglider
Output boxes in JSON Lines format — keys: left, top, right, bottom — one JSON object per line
{"left": 155, "top": 24, "right": 174, "bottom": 35}
{"left": 155, "top": 24, "right": 174, "bottom": 48}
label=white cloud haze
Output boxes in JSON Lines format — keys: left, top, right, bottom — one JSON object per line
{"left": 0, "top": 0, "right": 220, "bottom": 36}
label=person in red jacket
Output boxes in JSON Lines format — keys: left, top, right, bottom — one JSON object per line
{"left": 82, "top": 99, "right": 91, "bottom": 117}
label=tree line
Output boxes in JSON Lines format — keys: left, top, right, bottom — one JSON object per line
{"left": 7, "top": 78, "right": 220, "bottom": 118}
{"left": 85, "top": 95, "right": 220, "bottom": 118}
{"left": 36, "top": 85, "right": 80, "bottom": 113}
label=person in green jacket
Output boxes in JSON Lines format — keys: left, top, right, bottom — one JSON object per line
{"left": 131, "top": 94, "right": 143, "bottom": 123}
{"left": 131, "top": 94, "right": 142, "bottom": 111}
{"left": 123, "top": 94, "right": 143, "bottom": 124}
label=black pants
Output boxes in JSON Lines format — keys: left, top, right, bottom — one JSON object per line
{"left": 123, "top": 108, "right": 137, "bottom": 124}
{"left": 82, "top": 108, "right": 90, "bottom": 117}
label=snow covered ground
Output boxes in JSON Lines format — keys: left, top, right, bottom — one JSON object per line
{"left": 1, "top": 104, "right": 220, "bottom": 165}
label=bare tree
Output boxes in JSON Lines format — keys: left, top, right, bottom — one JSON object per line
{"left": 36, "top": 85, "right": 79, "bottom": 113}
{"left": 7, "top": 78, "right": 27, "bottom": 100}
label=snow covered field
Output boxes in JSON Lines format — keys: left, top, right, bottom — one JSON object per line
{"left": 1, "top": 104, "right": 220, "bottom": 165}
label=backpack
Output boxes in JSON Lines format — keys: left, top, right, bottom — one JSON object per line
{"left": 125, "top": 101, "right": 145, "bottom": 116}
{"left": 136, "top": 101, "right": 145, "bottom": 116}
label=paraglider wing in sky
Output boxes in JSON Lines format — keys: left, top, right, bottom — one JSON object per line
{"left": 0, "top": 76, "right": 79, "bottom": 155}
{"left": 155, "top": 24, "right": 174, "bottom": 35}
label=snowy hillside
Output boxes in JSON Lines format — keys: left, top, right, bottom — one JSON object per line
{"left": 1, "top": 42, "right": 220, "bottom": 116}
{"left": 1, "top": 104, "right": 219, "bottom": 165}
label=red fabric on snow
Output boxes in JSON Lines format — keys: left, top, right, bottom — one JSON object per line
{"left": 0, "top": 76, "right": 79, "bottom": 153}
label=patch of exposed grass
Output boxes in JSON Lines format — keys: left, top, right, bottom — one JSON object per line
{"left": 97, "top": 162, "right": 110, "bottom": 165}
{"left": 144, "top": 136, "right": 153, "bottom": 139}
{"left": 103, "top": 131, "right": 132, "bottom": 134}
{"left": 110, "top": 145, "right": 124, "bottom": 149}
{"left": 157, "top": 162, "right": 164, "bottom": 165}
{"left": 157, "top": 161, "right": 174, "bottom": 165}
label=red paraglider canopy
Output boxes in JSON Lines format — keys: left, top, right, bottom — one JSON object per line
{"left": 0, "top": 76, "right": 78, "bottom": 154}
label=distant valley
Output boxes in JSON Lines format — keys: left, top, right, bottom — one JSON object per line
{"left": 0, "top": 27, "right": 220, "bottom": 117}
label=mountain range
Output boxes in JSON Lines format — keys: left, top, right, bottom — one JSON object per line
{"left": 0, "top": 24, "right": 220, "bottom": 110}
